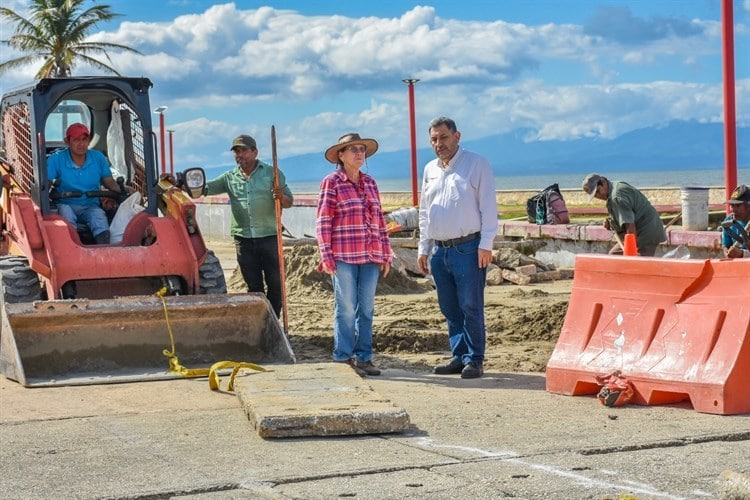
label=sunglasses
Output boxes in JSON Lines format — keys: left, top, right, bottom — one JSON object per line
{"left": 344, "top": 145, "right": 366, "bottom": 154}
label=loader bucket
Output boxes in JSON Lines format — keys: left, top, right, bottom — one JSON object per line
{"left": 0, "top": 293, "right": 295, "bottom": 387}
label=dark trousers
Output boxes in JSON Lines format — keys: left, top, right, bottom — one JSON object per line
{"left": 234, "top": 235, "right": 282, "bottom": 317}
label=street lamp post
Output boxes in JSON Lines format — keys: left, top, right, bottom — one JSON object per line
{"left": 721, "top": 0, "right": 737, "bottom": 210}
{"left": 153, "top": 106, "right": 168, "bottom": 174}
{"left": 167, "top": 130, "right": 175, "bottom": 175}
{"left": 402, "top": 79, "right": 420, "bottom": 206}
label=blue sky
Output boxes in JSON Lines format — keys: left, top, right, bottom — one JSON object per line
{"left": 1, "top": 0, "right": 748, "bottom": 170}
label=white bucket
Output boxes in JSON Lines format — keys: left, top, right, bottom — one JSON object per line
{"left": 680, "top": 187, "right": 709, "bottom": 231}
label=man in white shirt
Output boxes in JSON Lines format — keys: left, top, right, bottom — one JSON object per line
{"left": 417, "top": 117, "right": 499, "bottom": 379}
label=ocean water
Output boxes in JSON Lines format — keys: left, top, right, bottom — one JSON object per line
{"left": 288, "top": 167, "right": 750, "bottom": 193}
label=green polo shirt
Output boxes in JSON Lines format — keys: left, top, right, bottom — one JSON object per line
{"left": 205, "top": 161, "right": 293, "bottom": 238}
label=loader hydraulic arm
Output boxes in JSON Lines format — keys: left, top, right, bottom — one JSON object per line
{"left": 156, "top": 177, "right": 199, "bottom": 234}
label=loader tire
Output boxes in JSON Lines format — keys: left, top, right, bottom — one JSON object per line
{"left": 199, "top": 250, "right": 227, "bottom": 294}
{"left": 0, "top": 256, "right": 42, "bottom": 304}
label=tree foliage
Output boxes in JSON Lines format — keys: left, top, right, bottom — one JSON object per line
{"left": 0, "top": 0, "right": 140, "bottom": 78}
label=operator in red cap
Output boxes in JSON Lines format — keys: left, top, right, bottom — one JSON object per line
{"left": 47, "top": 123, "right": 123, "bottom": 245}
{"left": 721, "top": 184, "right": 750, "bottom": 258}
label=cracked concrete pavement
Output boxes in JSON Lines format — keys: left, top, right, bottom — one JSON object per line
{"left": 1, "top": 368, "right": 748, "bottom": 499}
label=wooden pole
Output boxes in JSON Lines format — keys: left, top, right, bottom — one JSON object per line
{"left": 271, "top": 126, "right": 289, "bottom": 334}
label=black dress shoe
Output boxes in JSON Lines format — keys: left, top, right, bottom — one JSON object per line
{"left": 461, "top": 361, "right": 483, "bottom": 379}
{"left": 433, "top": 358, "right": 464, "bottom": 375}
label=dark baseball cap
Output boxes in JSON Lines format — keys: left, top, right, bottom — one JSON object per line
{"left": 725, "top": 184, "right": 750, "bottom": 204}
{"left": 582, "top": 173, "right": 601, "bottom": 201}
{"left": 230, "top": 134, "right": 256, "bottom": 151}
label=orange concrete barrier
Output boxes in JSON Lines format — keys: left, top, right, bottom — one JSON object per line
{"left": 546, "top": 255, "right": 750, "bottom": 415}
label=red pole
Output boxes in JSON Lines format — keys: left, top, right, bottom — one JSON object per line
{"left": 159, "top": 112, "right": 166, "bottom": 175}
{"left": 721, "top": 0, "right": 737, "bottom": 211}
{"left": 168, "top": 130, "right": 174, "bottom": 175}
{"left": 403, "top": 79, "right": 420, "bottom": 206}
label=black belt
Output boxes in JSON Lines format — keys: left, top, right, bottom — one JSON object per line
{"left": 435, "top": 232, "right": 481, "bottom": 248}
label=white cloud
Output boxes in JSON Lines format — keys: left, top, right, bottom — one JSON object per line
{"left": 1, "top": 3, "right": 747, "bottom": 167}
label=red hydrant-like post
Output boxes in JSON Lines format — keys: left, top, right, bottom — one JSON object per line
{"left": 167, "top": 130, "right": 175, "bottom": 175}
{"left": 403, "top": 79, "right": 420, "bottom": 206}
{"left": 154, "top": 106, "right": 168, "bottom": 174}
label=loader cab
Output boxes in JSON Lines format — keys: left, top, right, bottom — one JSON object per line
{"left": 23, "top": 77, "right": 160, "bottom": 218}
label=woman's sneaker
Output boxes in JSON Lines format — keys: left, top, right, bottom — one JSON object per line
{"left": 355, "top": 360, "right": 381, "bottom": 376}
{"left": 335, "top": 359, "right": 367, "bottom": 377}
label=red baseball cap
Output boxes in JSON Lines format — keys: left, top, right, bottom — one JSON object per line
{"left": 66, "top": 123, "right": 90, "bottom": 141}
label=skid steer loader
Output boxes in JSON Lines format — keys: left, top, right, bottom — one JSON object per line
{"left": 0, "top": 77, "right": 294, "bottom": 387}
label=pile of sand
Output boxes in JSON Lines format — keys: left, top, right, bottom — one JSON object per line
{"left": 229, "top": 242, "right": 430, "bottom": 296}
{"left": 226, "top": 241, "right": 570, "bottom": 373}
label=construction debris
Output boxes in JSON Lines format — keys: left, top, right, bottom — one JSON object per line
{"left": 491, "top": 247, "right": 573, "bottom": 286}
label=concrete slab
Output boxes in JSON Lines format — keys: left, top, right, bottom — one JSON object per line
{"left": 234, "top": 362, "right": 410, "bottom": 438}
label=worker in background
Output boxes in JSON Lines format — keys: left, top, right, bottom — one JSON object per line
{"left": 721, "top": 184, "right": 750, "bottom": 258}
{"left": 316, "top": 133, "right": 392, "bottom": 378}
{"left": 47, "top": 123, "right": 123, "bottom": 245}
{"left": 417, "top": 116, "right": 499, "bottom": 380}
{"left": 582, "top": 173, "right": 666, "bottom": 257}
{"left": 206, "top": 134, "right": 293, "bottom": 317}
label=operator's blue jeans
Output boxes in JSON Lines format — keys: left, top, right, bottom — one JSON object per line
{"left": 430, "top": 239, "right": 487, "bottom": 364}
{"left": 331, "top": 261, "right": 379, "bottom": 363}
{"left": 57, "top": 203, "right": 109, "bottom": 237}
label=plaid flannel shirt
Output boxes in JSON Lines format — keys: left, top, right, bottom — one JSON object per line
{"left": 316, "top": 169, "right": 392, "bottom": 271}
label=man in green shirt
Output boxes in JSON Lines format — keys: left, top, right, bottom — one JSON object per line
{"left": 582, "top": 173, "right": 666, "bottom": 256}
{"left": 206, "top": 135, "right": 293, "bottom": 316}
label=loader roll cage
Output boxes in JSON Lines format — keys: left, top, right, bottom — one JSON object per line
{"left": 0, "top": 77, "right": 158, "bottom": 217}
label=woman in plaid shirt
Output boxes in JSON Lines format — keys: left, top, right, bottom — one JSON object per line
{"left": 316, "top": 133, "right": 393, "bottom": 377}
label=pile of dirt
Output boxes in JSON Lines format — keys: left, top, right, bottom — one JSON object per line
{"left": 226, "top": 241, "right": 570, "bottom": 373}
{"left": 229, "top": 243, "right": 430, "bottom": 296}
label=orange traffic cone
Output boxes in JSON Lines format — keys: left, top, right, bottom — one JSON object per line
{"left": 623, "top": 234, "right": 638, "bottom": 256}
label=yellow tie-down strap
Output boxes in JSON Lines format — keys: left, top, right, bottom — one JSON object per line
{"left": 156, "top": 287, "right": 267, "bottom": 392}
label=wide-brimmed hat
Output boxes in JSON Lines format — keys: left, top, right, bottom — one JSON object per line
{"left": 582, "top": 173, "right": 601, "bottom": 201}
{"left": 725, "top": 184, "right": 750, "bottom": 204}
{"left": 324, "top": 133, "right": 378, "bottom": 164}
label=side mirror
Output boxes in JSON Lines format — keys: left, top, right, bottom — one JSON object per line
{"left": 180, "top": 167, "right": 206, "bottom": 199}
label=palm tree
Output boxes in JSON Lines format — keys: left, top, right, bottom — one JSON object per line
{"left": 0, "top": 0, "right": 140, "bottom": 78}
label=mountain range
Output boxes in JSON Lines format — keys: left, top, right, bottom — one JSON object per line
{"left": 204, "top": 120, "right": 749, "bottom": 182}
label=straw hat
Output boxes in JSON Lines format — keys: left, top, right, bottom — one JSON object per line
{"left": 324, "top": 133, "right": 378, "bottom": 164}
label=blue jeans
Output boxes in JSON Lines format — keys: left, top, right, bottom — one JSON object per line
{"left": 331, "top": 261, "right": 379, "bottom": 363}
{"left": 57, "top": 203, "right": 109, "bottom": 237}
{"left": 235, "top": 235, "right": 282, "bottom": 317}
{"left": 430, "top": 239, "right": 487, "bottom": 364}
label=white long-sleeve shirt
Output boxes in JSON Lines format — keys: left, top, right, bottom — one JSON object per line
{"left": 418, "top": 148, "right": 499, "bottom": 256}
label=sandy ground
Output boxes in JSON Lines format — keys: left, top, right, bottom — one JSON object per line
{"left": 209, "top": 239, "right": 571, "bottom": 374}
